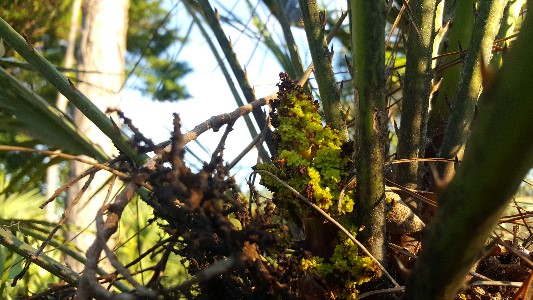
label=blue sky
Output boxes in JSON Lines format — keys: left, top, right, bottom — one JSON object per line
{"left": 118, "top": 1, "right": 533, "bottom": 195}
{"left": 120, "top": 1, "right": 345, "bottom": 184}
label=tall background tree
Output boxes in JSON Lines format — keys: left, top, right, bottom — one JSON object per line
{"left": 0, "top": 0, "right": 191, "bottom": 296}
{"left": 63, "top": 0, "right": 130, "bottom": 271}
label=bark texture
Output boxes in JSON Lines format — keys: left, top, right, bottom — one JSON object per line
{"left": 395, "top": 0, "right": 437, "bottom": 188}
{"left": 350, "top": 0, "right": 387, "bottom": 277}
{"left": 66, "top": 0, "right": 129, "bottom": 272}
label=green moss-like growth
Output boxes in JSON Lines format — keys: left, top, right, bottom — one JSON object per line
{"left": 256, "top": 73, "right": 376, "bottom": 298}
{"left": 258, "top": 73, "right": 353, "bottom": 216}
{"left": 301, "top": 235, "right": 376, "bottom": 299}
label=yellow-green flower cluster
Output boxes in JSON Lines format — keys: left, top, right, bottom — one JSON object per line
{"left": 300, "top": 233, "right": 376, "bottom": 299}
{"left": 330, "top": 238, "right": 375, "bottom": 285}
{"left": 301, "top": 256, "right": 334, "bottom": 276}
{"left": 257, "top": 73, "right": 353, "bottom": 216}
{"left": 256, "top": 73, "right": 375, "bottom": 298}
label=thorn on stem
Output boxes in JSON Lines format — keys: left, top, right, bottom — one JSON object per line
{"left": 428, "top": 163, "right": 452, "bottom": 195}
{"left": 345, "top": 55, "right": 353, "bottom": 77}
{"left": 110, "top": 116, "right": 121, "bottom": 135}
{"left": 22, "top": 33, "right": 35, "bottom": 51}
{"left": 321, "top": 10, "right": 327, "bottom": 29}
{"left": 480, "top": 52, "right": 496, "bottom": 91}
{"left": 68, "top": 78, "right": 76, "bottom": 90}
{"left": 430, "top": 77, "right": 443, "bottom": 96}
{"left": 458, "top": 41, "right": 465, "bottom": 58}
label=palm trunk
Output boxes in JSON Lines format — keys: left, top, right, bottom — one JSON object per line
{"left": 438, "top": 0, "right": 507, "bottom": 182}
{"left": 404, "top": 1, "right": 533, "bottom": 297}
{"left": 395, "top": 0, "right": 437, "bottom": 189}
{"left": 350, "top": 0, "right": 387, "bottom": 280}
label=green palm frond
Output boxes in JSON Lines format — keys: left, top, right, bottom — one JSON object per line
{"left": 0, "top": 17, "right": 145, "bottom": 164}
{"left": 0, "top": 172, "right": 46, "bottom": 221}
{"left": 0, "top": 66, "right": 107, "bottom": 161}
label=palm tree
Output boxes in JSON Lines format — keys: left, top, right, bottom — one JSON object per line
{"left": 0, "top": 0, "right": 531, "bottom": 298}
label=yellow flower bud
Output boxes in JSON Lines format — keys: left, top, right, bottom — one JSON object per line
{"left": 299, "top": 145, "right": 316, "bottom": 161}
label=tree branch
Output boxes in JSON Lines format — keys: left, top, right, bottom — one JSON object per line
{"left": 299, "top": 0, "right": 345, "bottom": 136}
